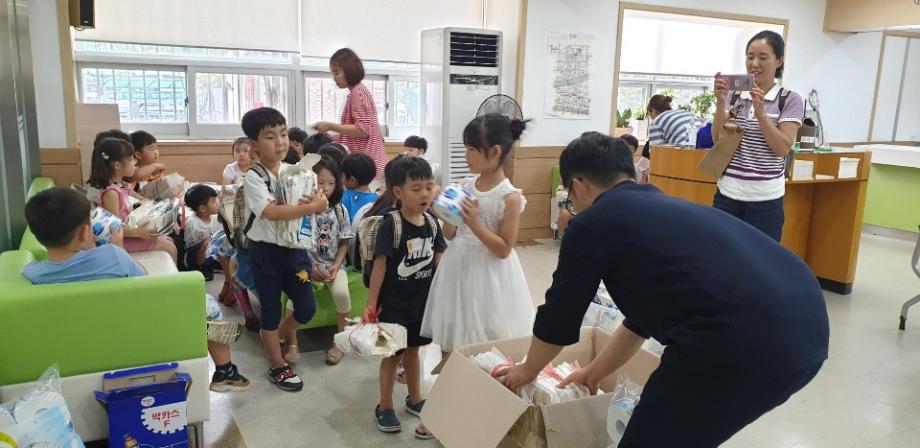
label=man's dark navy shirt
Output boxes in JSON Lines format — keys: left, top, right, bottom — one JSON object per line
{"left": 534, "top": 181, "right": 829, "bottom": 377}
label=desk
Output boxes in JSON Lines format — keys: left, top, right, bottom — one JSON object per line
{"left": 649, "top": 146, "right": 872, "bottom": 294}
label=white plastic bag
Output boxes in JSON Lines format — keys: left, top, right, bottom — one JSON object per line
{"left": 518, "top": 361, "right": 592, "bottom": 405}
{"left": 607, "top": 374, "right": 643, "bottom": 447}
{"left": 277, "top": 155, "right": 321, "bottom": 250}
{"left": 139, "top": 172, "right": 186, "bottom": 200}
{"left": 0, "top": 365, "right": 85, "bottom": 448}
{"left": 472, "top": 347, "right": 513, "bottom": 378}
{"left": 333, "top": 320, "right": 407, "bottom": 357}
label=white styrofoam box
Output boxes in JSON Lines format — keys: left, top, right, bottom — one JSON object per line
{"left": 838, "top": 157, "right": 861, "bottom": 179}
{"left": 793, "top": 160, "right": 815, "bottom": 181}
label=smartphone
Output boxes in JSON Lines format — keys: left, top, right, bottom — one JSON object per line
{"left": 723, "top": 74, "right": 754, "bottom": 91}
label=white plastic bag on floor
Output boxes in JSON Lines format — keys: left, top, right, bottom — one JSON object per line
{"left": 0, "top": 365, "right": 85, "bottom": 448}
{"left": 333, "top": 320, "right": 407, "bottom": 357}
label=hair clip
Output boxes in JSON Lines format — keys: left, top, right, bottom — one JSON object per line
{"left": 101, "top": 152, "right": 109, "bottom": 160}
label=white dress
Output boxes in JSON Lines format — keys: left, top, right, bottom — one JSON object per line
{"left": 421, "top": 177, "right": 535, "bottom": 350}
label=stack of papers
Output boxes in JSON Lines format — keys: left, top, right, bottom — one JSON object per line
{"left": 838, "top": 158, "right": 860, "bottom": 179}
{"left": 792, "top": 160, "right": 815, "bottom": 181}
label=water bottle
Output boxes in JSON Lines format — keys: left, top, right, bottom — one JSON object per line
{"left": 685, "top": 121, "right": 698, "bottom": 148}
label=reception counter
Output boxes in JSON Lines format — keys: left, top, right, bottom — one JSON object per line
{"left": 649, "top": 146, "right": 872, "bottom": 294}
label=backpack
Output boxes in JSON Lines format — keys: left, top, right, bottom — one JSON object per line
{"left": 357, "top": 209, "right": 438, "bottom": 287}
{"left": 217, "top": 163, "right": 272, "bottom": 256}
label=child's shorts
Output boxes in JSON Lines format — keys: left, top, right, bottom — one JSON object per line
{"left": 232, "top": 252, "right": 256, "bottom": 290}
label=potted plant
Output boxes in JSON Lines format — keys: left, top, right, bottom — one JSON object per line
{"left": 614, "top": 108, "right": 633, "bottom": 137}
{"left": 631, "top": 109, "right": 649, "bottom": 140}
{"left": 690, "top": 91, "right": 716, "bottom": 122}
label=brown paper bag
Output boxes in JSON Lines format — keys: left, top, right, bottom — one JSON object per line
{"left": 697, "top": 121, "right": 744, "bottom": 179}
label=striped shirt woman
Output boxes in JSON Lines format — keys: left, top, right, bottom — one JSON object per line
{"left": 313, "top": 48, "right": 388, "bottom": 185}
{"left": 647, "top": 104, "right": 694, "bottom": 146}
{"left": 712, "top": 30, "right": 803, "bottom": 241}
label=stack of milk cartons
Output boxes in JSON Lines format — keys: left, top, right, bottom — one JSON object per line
{"left": 838, "top": 157, "right": 860, "bottom": 179}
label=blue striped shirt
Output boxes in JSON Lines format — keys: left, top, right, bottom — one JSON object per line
{"left": 648, "top": 109, "right": 694, "bottom": 146}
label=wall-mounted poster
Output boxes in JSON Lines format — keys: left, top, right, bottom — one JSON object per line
{"left": 545, "top": 31, "right": 594, "bottom": 120}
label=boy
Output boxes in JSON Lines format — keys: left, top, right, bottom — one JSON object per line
{"left": 183, "top": 184, "right": 222, "bottom": 280}
{"left": 365, "top": 157, "right": 445, "bottom": 437}
{"left": 318, "top": 142, "right": 348, "bottom": 167}
{"left": 22, "top": 188, "right": 249, "bottom": 392}
{"left": 304, "top": 132, "right": 332, "bottom": 155}
{"left": 130, "top": 130, "right": 167, "bottom": 183}
{"left": 241, "top": 107, "right": 329, "bottom": 392}
{"left": 340, "top": 153, "right": 378, "bottom": 222}
{"left": 288, "top": 127, "right": 308, "bottom": 158}
{"left": 402, "top": 135, "right": 440, "bottom": 184}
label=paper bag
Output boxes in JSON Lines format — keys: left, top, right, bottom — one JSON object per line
{"left": 697, "top": 121, "right": 743, "bottom": 179}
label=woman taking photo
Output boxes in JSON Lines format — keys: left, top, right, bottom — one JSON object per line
{"left": 314, "top": 48, "right": 388, "bottom": 189}
{"left": 712, "top": 30, "right": 803, "bottom": 242}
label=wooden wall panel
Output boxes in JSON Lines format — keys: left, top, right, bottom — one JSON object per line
{"left": 39, "top": 148, "right": 82, "bottom": 187}
{"left": 520, "top": 193, "right": 550, "bottom": 229}
{"left": 825, "top": 0, "right": 920, "bottom": 32}
{"left": 510, "top": 146, "right": 564, "bottom": 241}
{"left": 157, "top": 141, "right": 235, "bottom": 183}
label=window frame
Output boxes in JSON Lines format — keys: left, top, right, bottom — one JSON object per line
{"left": 301, "top": 71, "right": 388, "bottom": 136}
{"left": 187, "top": 66, "right": 295, "bottom": 139}
{"left": 76, "top": 61, "right": 191, "bottom": 138}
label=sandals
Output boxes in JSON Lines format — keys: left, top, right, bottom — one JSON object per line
{"left": 282, "top": 341, "right": 300, "bottom": 363}
{"left": 325, "top": 346, "right": 344, "bottom": 365}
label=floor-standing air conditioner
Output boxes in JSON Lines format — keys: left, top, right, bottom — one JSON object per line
{"left": 421, "top": 28, "right": 502, "bottom": 183}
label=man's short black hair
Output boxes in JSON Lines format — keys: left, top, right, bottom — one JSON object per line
{"left": 241, "top": 107, "right": 287, "bottom": 140}
{"left": 305, "top": 133, "right": 332, "bottom": 154}
{"left": 391, "top": 156, "right": 433, "bottom": 187}
{"left": 25, "top": 188, "right": 91, "bottom": 248}
{"left": 341, "top": 153, "right": 377, "bottom": 186}
{"left": 317, "top": 143, "right": 347, "bottom": 167}
{"left": 288, "top": 127, "right": 308, "bottom": 145}
{"left": 130, "top": 130, "right": 157, "bottom": 153}
{"left": 560, "top": 131, "right": 635, "bottom": 189}
{"left": 403, "top": 135, "right": 428, "bottom": 153}
{"left": 184, "top": 184, "right": 218, "bottom": 214}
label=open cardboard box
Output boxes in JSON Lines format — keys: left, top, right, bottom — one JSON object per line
{"left": 423, "top": 327, "right": 661, "bottom": 448}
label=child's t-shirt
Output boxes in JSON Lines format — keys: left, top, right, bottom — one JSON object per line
{"left": 309, "top": 204, "right": 353, "bottom": 268}
{"left": 22, "top": 245, "right": 145, "bottom": 284}
{"left": 184, "top": 214, "right": 221, "bottom": 247}
{"left": 243, "top": 164, "right": 284, "bottom": 244}
{"left": 341, "top": 189, "right": 378, "bottom": 222}
{"left": 223, "top": 161, "right": 247, "bottom": 184}
{"left": 374, "top": 212, "right": 447, "bottom": 320}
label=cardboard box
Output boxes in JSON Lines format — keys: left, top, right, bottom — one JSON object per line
{"left": 423, "top": 327, "right": 661, "bottom": 448}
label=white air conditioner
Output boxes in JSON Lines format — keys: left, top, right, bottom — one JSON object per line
{"left": 421, "top": 27, "right": 502, "bottom": 184}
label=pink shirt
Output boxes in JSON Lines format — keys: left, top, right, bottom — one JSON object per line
{"left": 339, "top": 83, "right": 387, "bottom": 179}
{"left": 96, "top": 182, "right": 133, "bottom": 220}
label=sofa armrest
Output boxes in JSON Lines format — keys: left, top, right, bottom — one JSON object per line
{"left": 0, "top": 272, "right": 206, "bottom": 385}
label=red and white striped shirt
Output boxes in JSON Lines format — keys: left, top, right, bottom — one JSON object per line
{"left": 339, "top": 83, "right": 387, "bottom": 179}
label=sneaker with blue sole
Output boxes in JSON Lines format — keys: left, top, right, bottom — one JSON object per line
{"left": 375, "top": 406, "right": 402, "bottom": 433}
{"left": 405, "top": 397, "right": 425, "bottom": 417}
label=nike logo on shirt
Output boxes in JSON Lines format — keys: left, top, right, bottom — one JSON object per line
{"left": 396, "top": 237, "right": 434, "bottom": 278}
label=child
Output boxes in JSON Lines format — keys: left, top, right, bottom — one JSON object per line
{"left": 366, "top": 156, "right": 445, "bottom": 437}
{"left": 130, "top": 130, "right": 167, "bottom": 185}
{"left": 183, "top": 185, "right": 222, "bottom": 280}
{"left": 421, "top": 114, "right": 535, "bottom": 362}
{"left": 304, "top": 132, "right": 332, "bottom": 155}
{"left": 340, "top": 153, "right": 378, "bottom": 222}
{"left": 222, "top": 137, "right": 252, "bottom": 185}
{"left": 620, "top": 134, "right": 648, "bottom": 184}
{"left": 86, "top": 129, "right": 131, "bottom": 205}
{"left": 318, "top": 142, "right": 348, "bottom": 167}
{"left": 289, "top": 127, "right": 308, "bottom": 158}
{"left": 89, "top": 138, "right": 177, "bottom": 262}
{"left": 22, "top": 188, "right": 250, "bottom": 392}
{"left": 402, "top": 135, "right": 440, "bottom": 184}
{"left": 241, "top": 107, "right": 328, "bottom": 392}
{"left": 307, "top": 156, "right": 354, "bottom": 366}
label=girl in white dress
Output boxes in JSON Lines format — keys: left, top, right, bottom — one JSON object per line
{"left": 422, "top": 114, "right": 535, "bottom": 358}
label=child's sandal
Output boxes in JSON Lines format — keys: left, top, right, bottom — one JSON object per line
{"left": 414, "top": 424, "right": 434, "bottom": 440}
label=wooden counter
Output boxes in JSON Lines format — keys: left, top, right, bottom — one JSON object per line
{"left": 649, "top": 146, "right": 872, "bottom": 294}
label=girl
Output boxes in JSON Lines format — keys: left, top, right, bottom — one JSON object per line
{"left": 222, "top": 137, "right": 252, "bottom": 185}
{"left": 89, "top": 138, "right": 177, "bottom": 262}
{"left": 712, "top": 30, "right": 803, "bottom": 241}
{"left": 421, "top": 114, "right": 535, "bottom": 361}
{"left": 303, "top": 156, "right": 353, "bottom": 365}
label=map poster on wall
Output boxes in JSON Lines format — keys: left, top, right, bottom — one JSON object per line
{"left": 544, "top": 31, "right": 594, "bottom": 120}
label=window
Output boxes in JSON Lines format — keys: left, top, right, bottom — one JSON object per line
{"left": 79, "top": 66, "right": 187, "bottom": 123}
{"left": 617, "top": 73, "right": 711, "bottom": 115}
{"left": 617, "top": 84, "right": 649, "bottom": 116}
{"left": 393, "top": 80, "right": 420, "bottom": 127}
{"left": 304, "top": 76, "right": 386, "bottom": 126}
{"left": 195, "top": 72, "right": 288, "bottom": 124}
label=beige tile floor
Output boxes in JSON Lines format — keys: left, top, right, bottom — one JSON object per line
{"left": 204, "top": 231, "right": 920, "bottom": 448}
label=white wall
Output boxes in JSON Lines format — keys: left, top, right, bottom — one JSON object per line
{"left": 485, "top": 0, "right": 521, "bottom": 98}
{"left": 28, "top": 0, "right": 67, "bottom": 148}
{"left": 519, "top": 0, "right": 884, "bottom": 146}
{"left": 895, "top": 39, "right": 920, "bottom": 141}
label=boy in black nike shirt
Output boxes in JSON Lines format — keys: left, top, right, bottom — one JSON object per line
{"left": 365, "top": 157, "right": 446, "bottom": 436}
